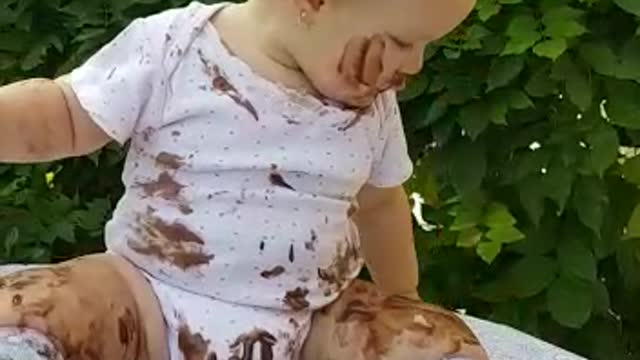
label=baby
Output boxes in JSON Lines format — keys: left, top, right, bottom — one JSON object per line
{"left": 0, "top": 0, "right": 586, "bottom": 359}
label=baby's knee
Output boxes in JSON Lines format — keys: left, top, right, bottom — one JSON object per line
{"left": 0, "top": 260, "right": 145, "bottom": 359}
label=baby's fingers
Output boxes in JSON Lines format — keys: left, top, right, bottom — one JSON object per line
{"left": 360, "top": 35, "right": 385, "bottom": 87}
{"left": 339, "top": 36, "right": 370, "bottom": 90}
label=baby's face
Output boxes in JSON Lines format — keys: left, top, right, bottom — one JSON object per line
{"left": 293, "top": 0, "right": 476, "bottom": 108}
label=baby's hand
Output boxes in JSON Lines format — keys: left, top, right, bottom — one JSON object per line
{"left": 337, "top": 35, "right": 405, "bottom": 108}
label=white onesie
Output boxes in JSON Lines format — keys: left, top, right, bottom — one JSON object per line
{"left": 68, "top": 1, "right": 413, "bottom": 358}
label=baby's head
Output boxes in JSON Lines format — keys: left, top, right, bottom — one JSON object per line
{"left": 252, "top": 0, "right": 475, "bottom": 107}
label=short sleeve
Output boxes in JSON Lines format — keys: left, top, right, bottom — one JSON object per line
{"left": 69, "top": 18, "right": 160, "bottom": 144}
{"left": 367, "top": 91, "right": 414, "bottom": 188}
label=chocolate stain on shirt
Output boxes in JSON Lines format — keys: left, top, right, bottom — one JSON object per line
{"left": 260, "top": 266, "right": 286, "bottom": 279}
{"left": 288, "top": 244, "right": 295, "bottom": 263}
{"left": 337, "top": 106, "right": 374, "bottom": 132}
{"left": 268, "top": 164, "right": 295, "bottom": 191}
{"left": 138, "top": 155, "right": 193, "bottom": 215}
{"left": 128, "top": 215, "right": 214, "bottom": 270}
{"left": 317, "top": 239, "right": 360, "bottom": 296}
{"left": 138, "top": 172, "right": 184, "bottom": 201}
{"left": 198, "top": 49, "right": 259, "bottom": 121}
{"left": 305, "top": 230, "right": 318, "bottom": 251}
{"left": 283, "top": 287, "right": 310, "bottom": 310}
{"left": 229, "top": 329, "right": 277, "bottom": 360}
{"left": 156, "top": 152, "right": 185, "bottom": 170}
{"left": 178, "top": 323, "right": 212, "bottom": 360}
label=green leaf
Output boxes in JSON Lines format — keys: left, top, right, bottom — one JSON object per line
{"left": 420, "top": 94, "right": 449, "bottom": 128}
{"left": 448, "top": 138, "right": 487, "bottom": 195}
{"left": 483, "top": 202, "right": 517, "bottom": 228}
{"left": 510, "top": 216, "right": 559, "bottom": 256}
{"left": 572, "top": 176, "right": 607, "bottom": 236}
{"left": 488, "top": 96, "right": 509, "bottom": 125}
{"left": 592, "top": 281, "right": 611, "bottom": 316}
{"left": 507, "top": 89, "right": 534, "bottom": 109}
{"left": 551, "top": 55, "right": 593, "bottom": 111}
{"left": 579, "top": 43, "right": 618, "bottom": 77}
{"left": 502, "top": 15, "right": 542, "bottom": 55}
{"left": 477, "top": 241, "right": 503, "bottom": 263}
{"left": 21, "top": 40, "right": 52, "bottom": 71}
{"left": 461, "top": 24, "right": 492, "bottom": 51}
{"left": 450, "top": 205, "right": 482, "bottom": 231}
{"left": 619, "top": 38, "right": 640, "bottom": 81}
{"left": 457, "top": 102, "right": 490, "bottom": 139}
{"left": 533, "top": 39, "right": 568, "bottom": 60}
{"left": 443, "top": 48, "right": 461, "bottom": 59}
{"left": 4, "top": 227, "right": 19, "bottom": 255}
{"left": 398, "top": 73, "right": 430, "bottom": 102}
{"left": 622, "top": 156, "right": 640, "bottom": 186}
{"left": 476, "top": 0, "right": 501, "bottom": 21}
{"left": 541, "top": 6, "right": 587, "bottom": 39}
{"left": 613, "top": 0, "right": 640, "bottom": 16}
{"left": 541, "top": 167, "right": 574, "bottom": 213}
{"left": 606, "top": 80, "right": 640, "bottom": 130}
{"left": 486, "top": 226, "right": 525, "bottom": 243}
{"left": 457, "top": 227, "right": 483, "bottom": 248}
{"left": 627, "top": 203, "right": 640, "bottom": 238}
{"left": 473, "top": 282, "right": 510, "bottom": 303}
{"left": 547, "top": 275, "right": 593, "bottom": 328}
{"left": 525, "top": 67, "right": 558, "bottom": 97}
{"left": 585, "top": 124, "right": 619, "bottom": 177}
{"left": 51, "top": 222, "right": 76, "bottom": 244}
{"left": 558, "top": 237, "right": 597, "bottom": 281}
{"left": 505, "top": 255, "right": 557, "bottom": 298}
{"left": 487, "top": 56, "right": 525, "bottom": 91}
{"left": 519, "top": 176, "right": 545, "bottom": 226}
{"left": 566, "top": 68, "right": 592, "bottom": 112}
{"left": 617, "top": 239, "right": 640, "bottom": 288}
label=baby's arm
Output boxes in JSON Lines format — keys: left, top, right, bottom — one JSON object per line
{"left": 355, "top": 184, "right": 420, "bottom": 299}
{"left": 0, "top": 77, "right": 110, "bottom": 163}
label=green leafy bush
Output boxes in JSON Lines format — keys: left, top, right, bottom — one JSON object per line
{"left": 0, "top": 0, "right": 639, "bottom": 358}
{"left": 403, "top": 0, "right": 640, "bottom": 358}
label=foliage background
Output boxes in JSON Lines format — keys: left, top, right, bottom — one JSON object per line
{"left": 1, "top": 0, "right": 640, "bottom": 358}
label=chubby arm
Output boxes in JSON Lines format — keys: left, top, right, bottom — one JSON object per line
{"left": 0, "top": 77, "right": 111, "bottom": 163}
{"left": 355, "top": 184, "right": 420, "bottom": 299}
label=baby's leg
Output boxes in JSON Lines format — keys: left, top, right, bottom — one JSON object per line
{"left": 302, "top": 280, "right": 587, "bottom": 360}
{"left": 0, "top": 254, "right": 168, "bottom": 360}
{"left": 301, "top": 280, "right": 487, "bottom": 360}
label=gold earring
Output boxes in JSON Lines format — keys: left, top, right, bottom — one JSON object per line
{"left": 298, "top": 10, "right": 310, "bottom": 27}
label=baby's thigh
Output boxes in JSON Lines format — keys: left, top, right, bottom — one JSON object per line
{"left": 301, "top": 280, "right": 487, "bottom": 360}
{"left": 0, "top": 254, "right": 164, "bottom": 360}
